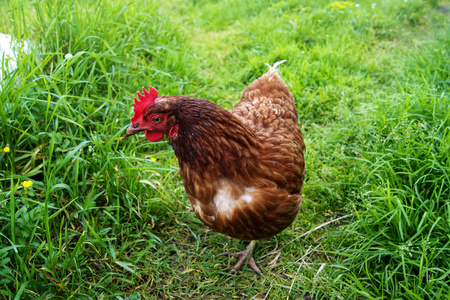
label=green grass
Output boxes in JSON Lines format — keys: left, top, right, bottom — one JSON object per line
{"left": 0, "top": 0, "right": 449, "bottom": 298}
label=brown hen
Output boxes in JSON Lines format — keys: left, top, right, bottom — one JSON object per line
{"left": 126, "top": 61, "right": 305, "bottom": 274}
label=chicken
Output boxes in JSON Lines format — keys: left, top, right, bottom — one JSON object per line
{"left": 126, "top": 61, "right": 305, "bottom": 274}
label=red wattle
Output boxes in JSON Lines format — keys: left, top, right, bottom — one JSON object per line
{"left": 145, "top": 131, "right": 164, "bottom": 142}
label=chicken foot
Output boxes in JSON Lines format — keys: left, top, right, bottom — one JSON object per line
{"left": 220, "top": 240, "right": 262, "bottom": 275}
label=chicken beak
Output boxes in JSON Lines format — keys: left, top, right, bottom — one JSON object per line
{"left": 125, "top": 124, "right": 144, "bottom": 137}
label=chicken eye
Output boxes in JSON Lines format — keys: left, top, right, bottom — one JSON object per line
{"left": 152, "top": 116, "right": 162, "bottom": 124}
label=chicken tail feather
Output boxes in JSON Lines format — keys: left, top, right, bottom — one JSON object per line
{"left": 265, "top": 60, "right": 287, "bottom": 80}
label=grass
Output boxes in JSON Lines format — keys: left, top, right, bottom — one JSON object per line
{"left": 0, "top": 0, "right": 449, "bottom": 298}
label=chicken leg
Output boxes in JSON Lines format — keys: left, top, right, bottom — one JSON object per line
{"left": 221, "top": 240, "right": 262, "bottom": 275}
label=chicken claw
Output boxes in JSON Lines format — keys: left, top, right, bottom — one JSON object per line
{"left": 220, "top": 240, "right": 262, "bottom": 275}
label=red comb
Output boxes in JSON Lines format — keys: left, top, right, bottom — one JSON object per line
{"left": 131, "top": 86, "right": 158, "bottom": 123}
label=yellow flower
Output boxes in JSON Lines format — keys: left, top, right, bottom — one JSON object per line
{"left": 328, "top": 1, "right": 354, "bottom": 10}
{"left": 3, "top": 147, "right": 10, "bottom": 153}
{"left": 22, "top": 181, "right": 33, "bottom": 188}
{"left": 150, "top": 157, "right": 157, "bottom": 162}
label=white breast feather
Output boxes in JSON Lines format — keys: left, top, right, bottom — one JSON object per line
{"left": 214, "top": 183, "right": 254, "bottom": 219}
{"left": 214, "top": 187, "right": 234, "bottom": 218}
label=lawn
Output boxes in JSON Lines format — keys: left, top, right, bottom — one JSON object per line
{"left": 0, "top": 0, "right": 449, "bottom": 298}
